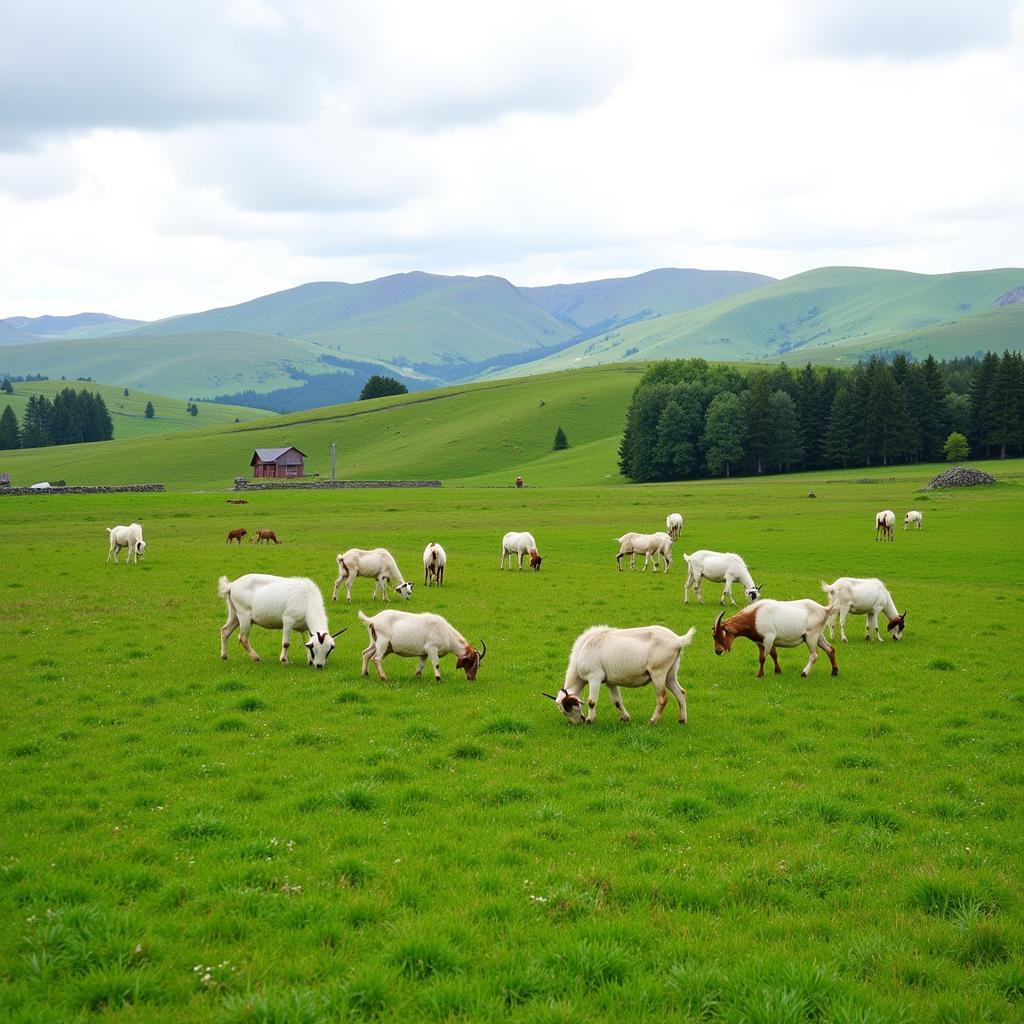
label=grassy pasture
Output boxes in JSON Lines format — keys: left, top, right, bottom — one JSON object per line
{"left": 1, "top": 462, "right": 1022, "bottom": 1022}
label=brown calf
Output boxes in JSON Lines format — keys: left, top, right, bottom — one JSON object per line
{"left": 226, "top": 528, "right": 247, "bottom": 544}
{"left": 252, "top": 529, "right": 280, "bottom": 544}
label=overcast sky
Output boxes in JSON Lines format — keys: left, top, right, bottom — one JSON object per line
{"left": 2, "top": 0, "right": 1022, "bottom": 319}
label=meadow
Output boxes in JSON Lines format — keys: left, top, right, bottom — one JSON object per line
{"left": 1, "top": 460, "right": 1022, "bottom": 1023}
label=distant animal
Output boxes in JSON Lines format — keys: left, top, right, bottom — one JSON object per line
{"left": 903, "top": 510, "right": 923, "bottom": 530}
{"left": 227, "top": 499, "right": 248, "bottom": 505}
{"left": 358, "top": 609, "right": 484, "bottom": 682}
{"left": 218, "top": 573, "right": 344, "bottom": 668}
{"left": 683, "top": 550, "right": 761, "bottom": 605}
{"left": 226, "top": 528, "right": 248, "bottom": 544}
{"left": 106, "top": 523, "right": 146, "bottom": 564}
{"left": 332, "top": 548, "right": 413, "bottom": 603}
{"left": 423, "top": 542, "right": 446, "bottom": 587}
{"left": 666, "top": 512, "right": 684, "bottom": 539}
{"left": 614, "top": 531, "right": 674, "bottom": 572}
{"left": 515, "top": 476, "right": 524, "bottom": 488}
{"left": 545, "top": 624, "right": 697, "bottom": 726}
{"left": 875, "top": 509, "right": 896, "bottom": 541}
{"left": 808, "top": 491, "right": 816, "bottom": 498}
{"left": 252, "top": 529, "right": 280, "bottom": 544}
{"left": 500, "top": 531, "right": 542, "bottom": 570}
{"left": 712, "top": 599, "right": 838, "bottom": 678}
{"left": 821, "top": 577, "right": 906, "bottom": 643}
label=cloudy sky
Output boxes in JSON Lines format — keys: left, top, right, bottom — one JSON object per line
{"left": 2, "top": 0, "right": 1022, "bottom": 319}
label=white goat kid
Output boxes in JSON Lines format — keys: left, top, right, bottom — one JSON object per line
{"left": 666, "top": 512, "right": 684, "bottom": 539}
{"left": 903, "top": 510, "right": 923, "bottom": 530}
{"left": 545, "top": 624, "right": 697, "bottom": 725}
{"left": 332, "top": 548, "right": 413, "bottom": 603}
{"left": 423, "top": 542, "right": 447, "bottom": 587}
{"left": 683, "top": 550, "right": 761, "bottom": 605}
{"left": 358, "top": 609, "right": 485, "bottom": 681}
{"left": 821, "top": 577, "right": 907, "bottom": 643}
{"left": 615, "top": 531, "right": 674, "bottom": 572}
{"left": 500, "top": 531, "right": 543, "bottom": 570}
{"left": 875, "top": 509, "right": 896, "bottom": 541}
{"left": 106, "top": 523, "right": 146, "bottom": 564}
{"left": 218, "top": 573, "right": 345, "bottom": 668}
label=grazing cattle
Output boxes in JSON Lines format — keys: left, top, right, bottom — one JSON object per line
{"left": 614, "top": 531, "right": 674, "bottom": 572}
{"left": 545, "top": 624, "right": 697, "bottom": 725}
{"left": 500, "top": 531, "right": 542, "bottom": 570}
{"left": 332, "top": 548, "right": 413, "bottom": 603}
{"left": 423, "top": 542, "right": 446, "bottom": 587}
{"left": 666, "top": 512, "right": 684, "bottom": 539}
{"left": 821, "top": 577, "right": 907, "bottom": 643}
{"left": 226, "top": 499, "right": 248, "bottom": 505}
{"left": 218, "top": 573, "right": 344, "bottom": 668}
{"left": 252, "top": 529, "right": 280, "bottom": 544}
{"left": 107, "top": 523, "right": 146, "bottom": 564}
{"left": 875, "top": 509, "right": 896, "bottom": 541}
{"left": 712, "top": 599, "right": 838, "bottom": 678}
{"left": 903, "top": 510, "right": 923, "bottom": 530}
{"left": 226, "top": 528, "right": 247, "bottom": 545}
{"left": 683, "top": 550, "right": 761, "bottom": 605}
{"left": 358, "top": 609, "right": 484, "bottom": 682}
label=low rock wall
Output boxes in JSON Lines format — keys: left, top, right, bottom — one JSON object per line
{"left": 235, "top": 480, "right": 441, "bottom": 491}
{"left": 0, "top": 483, "right": 165, "bottom": 496}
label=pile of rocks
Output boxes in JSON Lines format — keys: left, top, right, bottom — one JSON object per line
{"left": 924, "top": 467, "right": 996, "bottom": 490}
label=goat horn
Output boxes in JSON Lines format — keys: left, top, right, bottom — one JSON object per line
{"left": 901, "top": 610, "right": 908, "bottom": 619}
{"left": 541, "top": 691, "right": 558, "bottom": 701}
{"left": 331, "top": 627, "right": 347, "bottom": 638}
{"left": 714, "top": 611, "right": 725, "bottom": 631}
{"left": 479, "top": 640, "right": 487, "bottom": 662}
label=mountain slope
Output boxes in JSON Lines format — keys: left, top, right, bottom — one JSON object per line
{"left": 522, "top": 268, "right": 776, "bottom": 332}
{"left": 0, "top": 319, "right": 39, "bottom": 345}
{"left": 5, "top": 312, "right": 143, "bottom": 337}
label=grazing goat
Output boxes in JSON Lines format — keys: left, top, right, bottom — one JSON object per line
{"left": 545, "top": 624, "right": 697, "bottom": 726}
{"left": 218, "top": 573, "right": 345, "bottom": 668}
{"left": 106, "top": 523, "right": 146, "bottom": 564}
{"left": 903, "top": 510, "right": 923, "bottom": 530}
{"left": 226, "top": 528, "right": 247, "bottom": 544}
{"left": 683, "top": 550, "right": 761, "bottom": 605}
{"left": 712, "top": 600, "right": 838, "bottom": 678}
{"left": 358, "top": 609, "right": 484, "bottom": 682}
{"left": 500, "top": 531, "right": 542, "bottom": 570}
{"left": 252, "top": 529, "right": 280, "bottom": 544}
{"left": 666, "top": 512, "right": 684, "bottom": 539}
{"left": 821, "top": 577, "right": 906, "bottom": 643}
{"left": 226, "top": 499, "right": 248, "bottom": 505}
{"left": 332, "top": 548, "right": 413, "bottom": 603}
{"left": 423, "top": 542, "right": 446, "bottom": 587}
{"left": 615, "top": 531, "right": 674, "bottom": 572}
{"left": 875, "top": 509, "right": 896, "bottom": 541}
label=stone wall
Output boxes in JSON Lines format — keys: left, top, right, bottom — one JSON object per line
{"left": 235, "top": 479, "right": 441, "bottom": 491}
{"left": 0, "top": 483, "right": 166, "bottom": 496}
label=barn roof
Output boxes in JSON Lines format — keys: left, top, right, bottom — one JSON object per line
{"left": 252, "top": 446, "right": 307, "bottom": 462}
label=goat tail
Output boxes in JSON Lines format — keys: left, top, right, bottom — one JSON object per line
{"left": 217, "top": 575, "right": 231, "bottom": 599}
{"left": 820, "top": 580, "right": 834, "bottom": 595}
{"left": 679, "top": 626, "right": 697, "bottom": 647}
{"left": 357, "top": 610, "right": 375, "bottom": 640}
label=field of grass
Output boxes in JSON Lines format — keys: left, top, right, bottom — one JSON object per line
{"left": 0, "top": 380, "right": 273, "bottom": 441}
{"left": 0, "top": 365, "right": 647, "bottom": 490}
{"left": 0, "top": 459, "right": 1022, "bottom": 1023}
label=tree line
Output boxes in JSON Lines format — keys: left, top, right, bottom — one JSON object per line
{"left": 618, "top": 350, "right": 1024, "bottom": 482}
{"left": 0, "top": 388, "right": 114, "bottom": 450}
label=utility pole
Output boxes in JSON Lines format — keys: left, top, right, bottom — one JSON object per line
{"left": 330, "top": 443, "right": 336, "bottom": 480}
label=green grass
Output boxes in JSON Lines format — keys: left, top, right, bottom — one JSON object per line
{"left": 0, "top": 364, "right": 646, "bottom": 489}
{"left": 0, "top": 379, "right": 273, "bottom": 441}
{"left": 0, "top": 456, "right": 1022, "bottom": 1022}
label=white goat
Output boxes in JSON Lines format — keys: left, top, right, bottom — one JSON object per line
{"left": 358, "top": 609, "right": 485, "bottom": 681}
{"left": 500, "top": 531, "right": 543, "bottom": 570}
{"left": 423, "top": 542, "right": 447, "bottom": 587}
{"left": 545, "top": 624, "right": 697, "bottom": 725}
{"left": 615, "top": 531, "right": 674, "bottom": 572}
{"left": 683, "top": 550, "right": 761, "bottom": 605}
{"left": 712, "top": 599, "right": 838, "bottom": 677}
{"left": 666, "top": 512, "right": 684, "bottom": 539}
{"left": 875, "top": 509, "right": 896, "bottom": 541}
{"left": 332, "top": 548, "right": 413, "bottom": 603}
{"left": 218, "top": 573, "right": 345, "bottom": 668}
{"left": 821, "top": 577, "right": 907, "bottom": 643}
{"left": 106, "top": 523, "right": 146, "bottom": 564}
{"left": 903, "top": 510, "right": 923, "bottom": 530}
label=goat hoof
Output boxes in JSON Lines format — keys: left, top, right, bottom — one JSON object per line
{"left": 800, "top": 670, "right": 808, "bottom": 677}
{"left": 832, "top": 668, "right": 839, "bottom": 676}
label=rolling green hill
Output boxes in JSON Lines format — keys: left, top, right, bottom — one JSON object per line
{"left": 495, "top": 266, "right": 1024, "bottom": 375}
{"left": 0, "top": 364, "right": 645, "bottom": 490}
{"left": 0, "top": 379, "right": 273, "bottom": 441}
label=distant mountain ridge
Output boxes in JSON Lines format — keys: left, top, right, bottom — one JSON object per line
{"left": 3, "top": 312, "right": 143, "bottom": 339}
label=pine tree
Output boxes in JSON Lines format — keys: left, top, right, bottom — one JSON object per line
{"left": 968, "top": 351, "right": 999, "bottom": 457}
{"left": 552, "top": 426, "right": 568, "bottom": 450}
{"left": 985, "top": 350, "right": 1024, "bottom": 458}
{"left": 123, "top": 387, "right": 130, "bottom": 397}
{"left": 702, "top": 391, "right": 746, "bottom": 477}
{"left": 1, "top": 379, "right": 12, "bottom": 394}
{"left": 767, "top": 390, "right": 804, "bottom": 471}
{"left": 21, "top": 394, "right": 53, "bottom": 448}
{"left": 0, "top": 405, "right": 20, "bottom": 449}
{"left": 916, "top": 355, "right": 950, "bottom": 461}
{"left": 653, "top": 392, "right": 702, "bottom": 479}
{"left": 144, "top": 401, "right": 155, "bottom": 419}
{"left": 824, "top": 384, "right": 859, "bottom": 467}
{"left": 744, "top": 372, "right": 773, "bottom": 474}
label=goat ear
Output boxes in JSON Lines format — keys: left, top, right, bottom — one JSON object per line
{"left": 317, "top": 632, "right": 326, "bottom": 644}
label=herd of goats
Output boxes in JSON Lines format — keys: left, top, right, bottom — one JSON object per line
{"left": 102, "top": 507, "right": 922, "bottom": 726}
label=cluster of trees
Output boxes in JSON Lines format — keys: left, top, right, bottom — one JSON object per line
{"left": 359, "top": 375, "right": 408, "bottom": 400}
{"left": 618, "top": 351, "right": 1024, "bottom": 482}
{"left": 0, "top": 388, "right": 114, "bottom": 450}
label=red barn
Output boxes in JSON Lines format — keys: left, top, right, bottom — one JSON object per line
{"left": 250, "top": 446, "right": 307, "bottom": 479}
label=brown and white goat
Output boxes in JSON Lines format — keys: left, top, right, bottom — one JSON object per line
{"left": 423, "top": 542, "right": 446, "bottom": 586}
{"left": 712, "top": 599, "right": 838, "bottom": 678}
{"left": 875, "top": 510, "right": 895, "bottom": 541}
{"left": 500, "top": 531, "right": 542, "bottom": 570}
{"left": 358, "top": 609, "right": 484, "bottom": 682}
